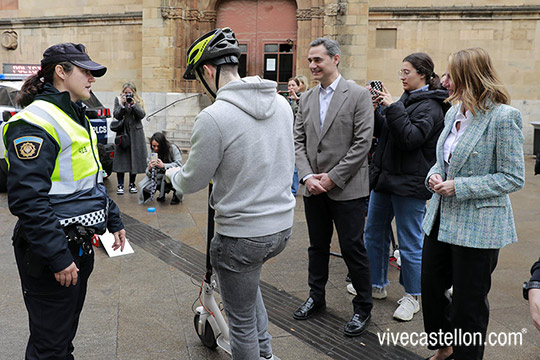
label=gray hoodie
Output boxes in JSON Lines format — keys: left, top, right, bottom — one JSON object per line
{"left": 169, "top": 76, "right": 295, "bottom": 237}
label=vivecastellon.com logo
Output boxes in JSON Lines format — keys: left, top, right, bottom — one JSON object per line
{"left": 377, "top": 329, "right": 526, "bottom": 347}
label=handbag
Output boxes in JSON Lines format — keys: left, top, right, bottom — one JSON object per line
{"left": 110, "top": 119, "right": 124, "bottom": 132}
{"left": 115, "top": 133, "right": 130, "bottom": 149}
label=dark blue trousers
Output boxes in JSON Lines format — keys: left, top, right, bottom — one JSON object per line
{"left": 15, "top": 245, "right": 94, "bottom": 360}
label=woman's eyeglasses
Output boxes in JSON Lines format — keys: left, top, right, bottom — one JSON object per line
{"left": 398, "top": 69, "right": 417, "bottom": 77}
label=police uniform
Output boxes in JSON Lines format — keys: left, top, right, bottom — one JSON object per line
{"left": 2, "top": 82, "right": 124, "bottom": 360}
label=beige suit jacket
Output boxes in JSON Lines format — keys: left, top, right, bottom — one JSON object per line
{"left": 294, "top": 77, "right": 374, "bottom": 201}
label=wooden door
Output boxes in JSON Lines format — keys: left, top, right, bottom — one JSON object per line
{"left": 216, "top": 0, "right": 297, "bottom": 90}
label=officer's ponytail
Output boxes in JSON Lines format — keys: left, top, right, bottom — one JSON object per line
{"left": 16, "top": 62, "right": 73, "bottom": 108}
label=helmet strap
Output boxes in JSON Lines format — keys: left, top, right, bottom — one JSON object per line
{"left": 196, "top": 67, "right": 216, "bottom": 100}
{"left": 215, "top": 65, "right": 222, "bottom": 92}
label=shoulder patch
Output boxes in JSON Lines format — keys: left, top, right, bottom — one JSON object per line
{"left": 13, "top": 136, "right": 44, "bottom": 160}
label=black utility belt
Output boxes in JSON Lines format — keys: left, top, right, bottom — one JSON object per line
{"left": 64, "top": 225, "right": 95, "bottom": 256}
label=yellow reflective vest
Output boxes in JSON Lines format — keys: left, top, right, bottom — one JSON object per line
{"left": 2, "top": 100, "right": 108, "bottom": 229}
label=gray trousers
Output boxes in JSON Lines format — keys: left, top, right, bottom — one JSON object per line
{"left": 209, "top": 228, "right": 291, "bottom": 360}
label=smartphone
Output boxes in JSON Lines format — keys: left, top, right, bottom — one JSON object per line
{"left": 369, "top": 80, "right": 383, "bottom": 98}
{"left": 151, "top": 153, "right": 158, "bottom": 161}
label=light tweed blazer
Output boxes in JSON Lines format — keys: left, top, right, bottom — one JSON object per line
{"left": 422, "top": 103, "right": 525, "bottom": 249}
{"left": 294, "top": 77, "right": 374, "bottom": 201}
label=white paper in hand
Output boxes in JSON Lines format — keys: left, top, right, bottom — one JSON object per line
{"left": 100, "top": 230, "right": 134, "bottom": 257}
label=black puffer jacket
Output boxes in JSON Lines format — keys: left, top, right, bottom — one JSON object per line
{"left": 370, "top": 88, "right": 450, "bottom": 200}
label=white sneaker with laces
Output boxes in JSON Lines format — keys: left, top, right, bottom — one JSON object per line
{"left": 346, "top": 283, "right": 357, "bottom": 296}
{"left": 393, "top": 294, "right": 419, "bottom": 321}
{"left": 117, "top": 185, "right": 124, "bottom": 195}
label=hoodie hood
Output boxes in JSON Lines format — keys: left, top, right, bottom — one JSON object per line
{"left": 400, "top": 88, "right": 451, "bottom": 114}
{"left": 216, "top": 76, "right": 278, "bottom": 120}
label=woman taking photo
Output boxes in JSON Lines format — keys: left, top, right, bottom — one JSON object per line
{"left": 112, "top": 82, "right": 147, "bottom": 195}
{"left": 362, "top": 53, "right": 449, "bottom": 322}
{"left": 138, "top": 132, "right": 183, "bottom": 205}
{"left": 422, "top": 48, "right": 525, "bottom": 360}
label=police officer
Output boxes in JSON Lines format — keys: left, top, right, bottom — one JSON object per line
{"left": 2, "top": 43, "right": 126, "bottom": 360}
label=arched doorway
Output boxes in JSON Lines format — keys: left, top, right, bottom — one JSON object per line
{"left": 216, "top": 0, "right": 298, "bottom": 91}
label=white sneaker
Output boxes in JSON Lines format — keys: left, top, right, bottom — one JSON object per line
{"left": 347, "top": 284, "right": 387, "bottom": 299}
{"left": 260, "top": 355, "right": 280, "bottom": 360}
{"left": 372, "top": 286, "right": 387, "bottom": 299}
{"left": 393, "top": 294, "right": 420, "bottom": 321}
{"left": 117, "top": 185, "right": 124, "bottom": 195}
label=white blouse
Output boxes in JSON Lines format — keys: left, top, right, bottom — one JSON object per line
{"left": 443, "top": 105, "right": 473, "bottom": 175}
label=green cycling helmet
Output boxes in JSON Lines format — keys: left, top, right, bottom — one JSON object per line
{"left": 183, "top": 27, "right": 241, "bottom": 80}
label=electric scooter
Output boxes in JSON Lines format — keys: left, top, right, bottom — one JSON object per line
{"left": 193, "top": 183, "right": 231, "bottom": 355}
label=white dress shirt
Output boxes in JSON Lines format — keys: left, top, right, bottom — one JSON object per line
{"left": 318, "top": 75, "right": 342, "bottom": 130}
{"left": 443, "top": 104, "right": 473, "bottom": 174}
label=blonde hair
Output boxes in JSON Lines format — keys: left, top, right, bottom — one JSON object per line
{"left": 447, "top": 48, "right": 509, "bottom": 116}
{"left": 295, "top": 74, "right": 309, "bottom": 92}
{"left": 121, "top": 82, "right": 145, "bottom": 110}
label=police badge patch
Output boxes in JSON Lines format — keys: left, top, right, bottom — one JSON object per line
{"left": 13, "top": 136, "right": 44, "bottom": 160}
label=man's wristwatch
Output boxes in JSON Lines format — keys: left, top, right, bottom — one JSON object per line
{"left": 522, "top": 281, "right": 540, "bottom": 300}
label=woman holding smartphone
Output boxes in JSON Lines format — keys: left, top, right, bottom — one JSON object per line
{"left": 360, "top": 53, "right": 449, "bottom": 322}
{"left": 112, "top": 82, "right": 147, "bottom": 195}
{"left": 422, "top": 48, "right": 524, "bottom": 360}
{"left": 138, "top": 132, "right": 183, "bottom": 204}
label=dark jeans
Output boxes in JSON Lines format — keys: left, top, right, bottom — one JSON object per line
{"left": 14, "top": 245, "right": 94, "bottom": 360}
{"left": 421, "top": 213, "right": 499, "bottom": 360}
{"left": 304, "top": 194, "right": 373, "bottom": 317}
{"left": 117, "top": 172, "right": 136, "bottom": 186}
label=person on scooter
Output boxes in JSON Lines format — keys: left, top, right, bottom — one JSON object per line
{"left": 165, "top": 27, "right": 295, "bottom": 360}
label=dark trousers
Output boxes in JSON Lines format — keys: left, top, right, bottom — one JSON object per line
{"left": 304, "top": 194, "right": 373, "bottom": 317}
{"left": 116, "top": 172, "right": 136, "bottom": 186}
{"left": 15, "top": 245, "right": 94, "bottom": 360}
{"left": 421, "top": 214, "right": 499, "bottom": 360}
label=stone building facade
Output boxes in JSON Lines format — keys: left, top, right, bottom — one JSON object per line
{"left": 1, "top": 0, "right": 539, "bottom": 152}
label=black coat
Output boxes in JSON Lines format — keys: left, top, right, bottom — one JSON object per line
{"left": 369, "top": 88, "right": 450, "bottom": 200}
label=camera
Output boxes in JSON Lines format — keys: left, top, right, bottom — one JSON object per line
{"left": 125, "top": 93, "right": 134, "bottom": 104}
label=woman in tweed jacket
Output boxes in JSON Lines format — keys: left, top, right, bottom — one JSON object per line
{"left": 421, "top": 48, "right": 525, "bottom": 360}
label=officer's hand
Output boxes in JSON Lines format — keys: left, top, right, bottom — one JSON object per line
{"left": 54, "top": 262, "right": 79, "bottom": 287}
{"left": 113, "top": 229, "right": 126, "bottom": 252}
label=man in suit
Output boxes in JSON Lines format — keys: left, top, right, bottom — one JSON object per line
{"left": 292, "top": 37, "right": 374, "bottom": 336}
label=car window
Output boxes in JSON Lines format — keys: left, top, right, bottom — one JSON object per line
{"left": 0, "top": 85, "right": 20, "bottom": 108}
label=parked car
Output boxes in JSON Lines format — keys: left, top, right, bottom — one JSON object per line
{"left": 0, "top": 81, "right": 115, "bottom": 192}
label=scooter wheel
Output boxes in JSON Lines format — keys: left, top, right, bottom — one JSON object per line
{"left": 194, "top": 314, "right": 218, "bottom": 349}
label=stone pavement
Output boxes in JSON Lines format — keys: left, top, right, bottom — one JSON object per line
{"left": 1, "top": 157, "right": 540, "bottom": 359}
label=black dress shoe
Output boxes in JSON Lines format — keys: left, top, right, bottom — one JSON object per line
{"left": 344, "top": 313, "right": 371, "bottom": 337}
{"left": 293, "top": 297, "right": 325, "bottom": 320}
{"left": 170, "top": 192, "right": 183, "bottom": 205}
{"left": 156, "top": 194, "right": 166, "bottom": 202}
